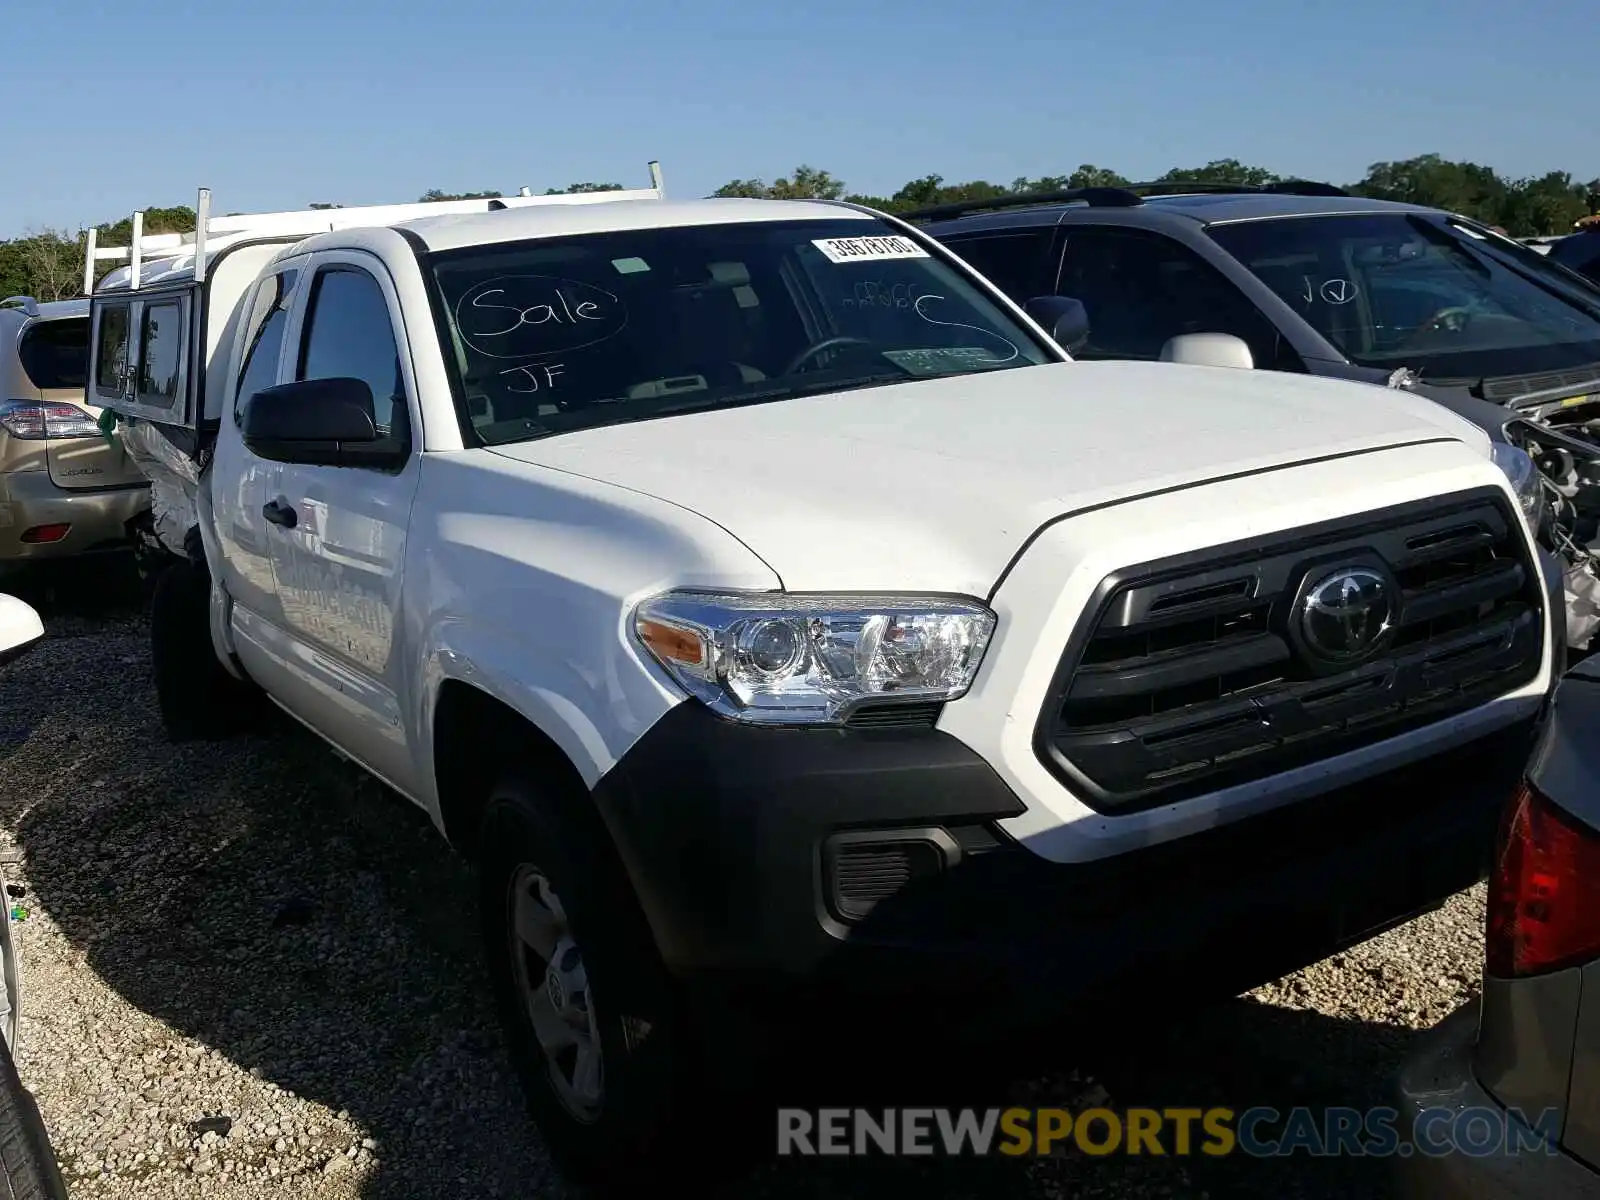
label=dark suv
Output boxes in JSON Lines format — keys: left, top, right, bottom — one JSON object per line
{"left": 910, "top": 183, "right": 1600, "bottom": 646}
{"left": 913, "top": 184, "right": 1600, "bottom": 429}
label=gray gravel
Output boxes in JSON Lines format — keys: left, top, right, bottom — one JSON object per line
{"left": 0, "top": 559, "right": 1491, "bottom": 1199}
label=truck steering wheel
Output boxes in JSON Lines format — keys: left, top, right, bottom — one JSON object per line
{"left": 782, "top": 336, "right": 875, "bottom": 375}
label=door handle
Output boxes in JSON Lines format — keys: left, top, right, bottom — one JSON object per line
{"left": 262, "top": 498, "right": 298, "bottom": 529}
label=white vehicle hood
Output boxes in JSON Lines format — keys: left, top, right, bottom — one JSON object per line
{"left": 487, "top": 361, "right": 1486, "bottom": 596}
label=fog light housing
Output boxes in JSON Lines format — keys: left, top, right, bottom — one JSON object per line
{"left": 20, "top": 524, "right": 70, "bottom": 544}
{"left": 823, "top": 828, "right": 959, "bottom": 921}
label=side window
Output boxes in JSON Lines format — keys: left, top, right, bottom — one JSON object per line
{"left": 1552, "top": 234, "right": 1600, "bottom": 284}
{"left": 297, "top": 267, "right": 408, "bottom": 446}
{"left": 940, "top": 229, "right": 1053, "bottom": 301}
{"left": 136, "top": 301, "right": 183, "bottom": 407}
{"left": 1056, "top": 227, "right": 1301, "bottom": 370}
{"left": 94, "top": 304, "right": 131, "bottom": 399}
{"left": 234, "top": 269, "right": 298, "bottom": 420}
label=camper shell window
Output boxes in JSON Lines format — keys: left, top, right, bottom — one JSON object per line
{"left": 137, "top": 301, "right": 183, "bottom": 408}
{"left": 94, "top": 304, "right": 131, "bottom": 398}
{"left": 91, "top": 289, "right": 196, "bottom": 423}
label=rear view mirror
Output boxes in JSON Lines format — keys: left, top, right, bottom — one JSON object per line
{"left": 1159, "top": 333, "right": 1255, "bottom": 370}
{"left": 241, "top": 377, "right": 400, "bottom": 468}
{"left": 1024, "top": 296, "right": 1090, "bottom": 353}
{"left": 0, "top": 594, "right": 44, "bottom": 668}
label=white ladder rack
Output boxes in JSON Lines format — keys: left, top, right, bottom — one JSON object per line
{"left": 85, "top": 161, "right": 666, "bottom": 294}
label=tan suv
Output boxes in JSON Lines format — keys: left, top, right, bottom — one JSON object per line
{"left": 0, "top": 297, "right": 149, "bottom": 574}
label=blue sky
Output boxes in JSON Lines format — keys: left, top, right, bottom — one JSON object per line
{"left": 3, "top": 0, "right": 1594, "bottom": 238}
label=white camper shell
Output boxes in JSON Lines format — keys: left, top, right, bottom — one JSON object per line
{"left": 85, "top": 164, "right": 667, "bottom": 556}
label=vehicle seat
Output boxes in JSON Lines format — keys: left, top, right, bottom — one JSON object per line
{"left": 647, "top": 262, "right": 768, "bottom": 387}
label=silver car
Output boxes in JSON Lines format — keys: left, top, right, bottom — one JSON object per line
{"left": 1396, "top": 656, "right": 1600, "bottom": 1196}
{"left": 0, "top": 298, "right": 150, "bottom": 575}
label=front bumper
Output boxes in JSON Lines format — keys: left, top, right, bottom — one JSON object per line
{"left": 593, "top": 699, "right": 1540, "bottom": 1032}
{"left": 0, "top": 469, "right": 150, "bottom": 563}
{"left": 1393, "top": 1001, "right": 1600, "bottom": 1198}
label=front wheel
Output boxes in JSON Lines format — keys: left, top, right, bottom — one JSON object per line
{"left": 476, "top": 775, "right": 704, "bottom": 1188}
{"left": 0, "top": 1035, "right": 68, "bottom": 1200}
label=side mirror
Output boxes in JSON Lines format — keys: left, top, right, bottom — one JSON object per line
{"left": 0, "top": 594, "right": 44, "bottom": 669}
{"left": 240, "top": 378, "right": 399, "bottom": 468}
{"left": 1159, "top": 333, "right": 1255, "bottom": 370}
{"left": 1024, "top": 295, "right": 1090, "bottom": 353}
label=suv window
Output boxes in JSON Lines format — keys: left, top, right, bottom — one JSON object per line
{"left": 1550, "top": 231, "right": 1600, "bottom": 285}
{"left": 1057, "top": 226, "right": 1300, "bottom": 369}
{"left": 234, "top": 269, "right": 298, "bottom": 418}
{"left": 136, "top": 300, "right": 183, "bottom": 407}
{"left": 428, "top": 217, "right": 1055, "bottom": 446}
{"left": 939, "top": 229, "right": 1055, "bottom": 299}
{"left": 18, "top": 317, "right": 89, "bottom": 391}
{"left": 297, "top": 267, "right": 408, "bottom": 445}
{"left": 94, "top": 304, "right": 131, "bottom": 398}
{"left": 1207, "top": 214, "right": 1600, "bottom": 379}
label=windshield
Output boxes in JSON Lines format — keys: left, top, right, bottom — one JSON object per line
{"left": 1206, "top": 213, "right": 1600, "bottom": 382}
{"left": 428, "top": 218, "right": 1054, "bottom": 445}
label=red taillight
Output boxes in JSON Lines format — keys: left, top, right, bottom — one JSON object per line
{"left": 19, "top": 524, "right": 70, "bottom": 544}
{"left": 1486, "top": 781, "right": 1600, "bottom": 978}
{"left": 0, "top": 400, "right": 102, "bottom": 440}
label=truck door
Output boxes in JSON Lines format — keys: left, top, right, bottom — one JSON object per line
{"left": 209, "top": 265, "right": 300, "bottom": 634}
{"left": 259, "top": 250, "right": 422, "bottom": 786}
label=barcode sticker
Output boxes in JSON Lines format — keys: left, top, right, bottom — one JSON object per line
{"left": 811, "top": 236, "right": 929, "bottom": 264}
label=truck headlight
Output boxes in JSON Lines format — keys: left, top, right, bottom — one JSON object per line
{"left": 1490, "top": 441, "right": 1545, "bottom": 530}
{"left": 632, "top": 592, "right": 996, "bottom": 725}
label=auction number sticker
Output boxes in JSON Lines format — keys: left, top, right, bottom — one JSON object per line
{"left": 811, "top": 236, "right": 929, "bottom": 263}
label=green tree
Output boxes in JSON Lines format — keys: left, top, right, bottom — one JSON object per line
{"left": 711, "top": 178, "right": 770, "bottom": 198}
{"left": 544, "top": 182, "right": 624, "bottom": 194}
{"left": 893, "top": 175, "right": 1004, "bottom": 211}
{"left": 769, "top": 165, "right": 846, "bottom": 200}
{"left": 94, "top": 205, "right": 197, "bottom": 246}
{"left": 1350, "top": 154, "right": 1507, "bottom": 222}
{"left": 1156, "top": 159, "right": 1279, "bottom": 187}
{"left": 3, "top": 231, "right": 85, "bottom": 301}
{"left": 1499, "top": 172, "right": 1590, "bottom": 236}
{"left": 0, "top": 239, "right": 32, "bottom": 300}
{"left": 1066, "top": 164, "right": 1133, "bottom": 189}
{"left": 418, "top": 189, "right": 504, "bottom": 202}
{"left": 712, "top": 165, "right": 846, "bottom": 201}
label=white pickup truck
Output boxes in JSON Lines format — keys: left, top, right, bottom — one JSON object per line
{"left": 90, "top": 176, "right": 1558, "bottom": 1183}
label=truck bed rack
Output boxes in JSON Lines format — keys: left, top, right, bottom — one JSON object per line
{"left": 85, "top": 161, "right": 666, "bottom": 293}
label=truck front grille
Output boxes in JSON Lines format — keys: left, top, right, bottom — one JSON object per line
{"left": 1036, "top": 488, "right": 1544, "bottom": 812}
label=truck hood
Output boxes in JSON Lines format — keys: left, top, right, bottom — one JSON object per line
{"left": 487, "top": 360, "right": 1486, "bottom": 595}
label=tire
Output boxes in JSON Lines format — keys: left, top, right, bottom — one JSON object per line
{"left": 149, "top": 557, "right": 259, "bottom": 742}
{"left": 130, "top": 515, "right": 178, "bottom": 605}
{"left": 0, "top": 1036, "right": 68, "bottom": 1200}
{"left": 476, "top": 773, "right": 707, "bottom": 1189}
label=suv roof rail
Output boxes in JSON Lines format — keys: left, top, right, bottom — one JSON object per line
{"left": 0, "top": 296, "right": 40, "bottom": 318}
{"left": 897, "top": 186, "right": 1144, "bottom": 223}
{"left": 1124, "top": 179, "right": 1350, "bottom": 198}
{"left": 85, "top": 161, "right": 667, "bottom": 294}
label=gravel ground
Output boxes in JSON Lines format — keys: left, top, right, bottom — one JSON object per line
{"left": 0, "top": 559, "right": 1492, "bottom": 1199}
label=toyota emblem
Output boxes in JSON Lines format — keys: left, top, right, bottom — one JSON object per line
{"left": 1298, "top": 566, "right": 1393, "bottom": 662}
